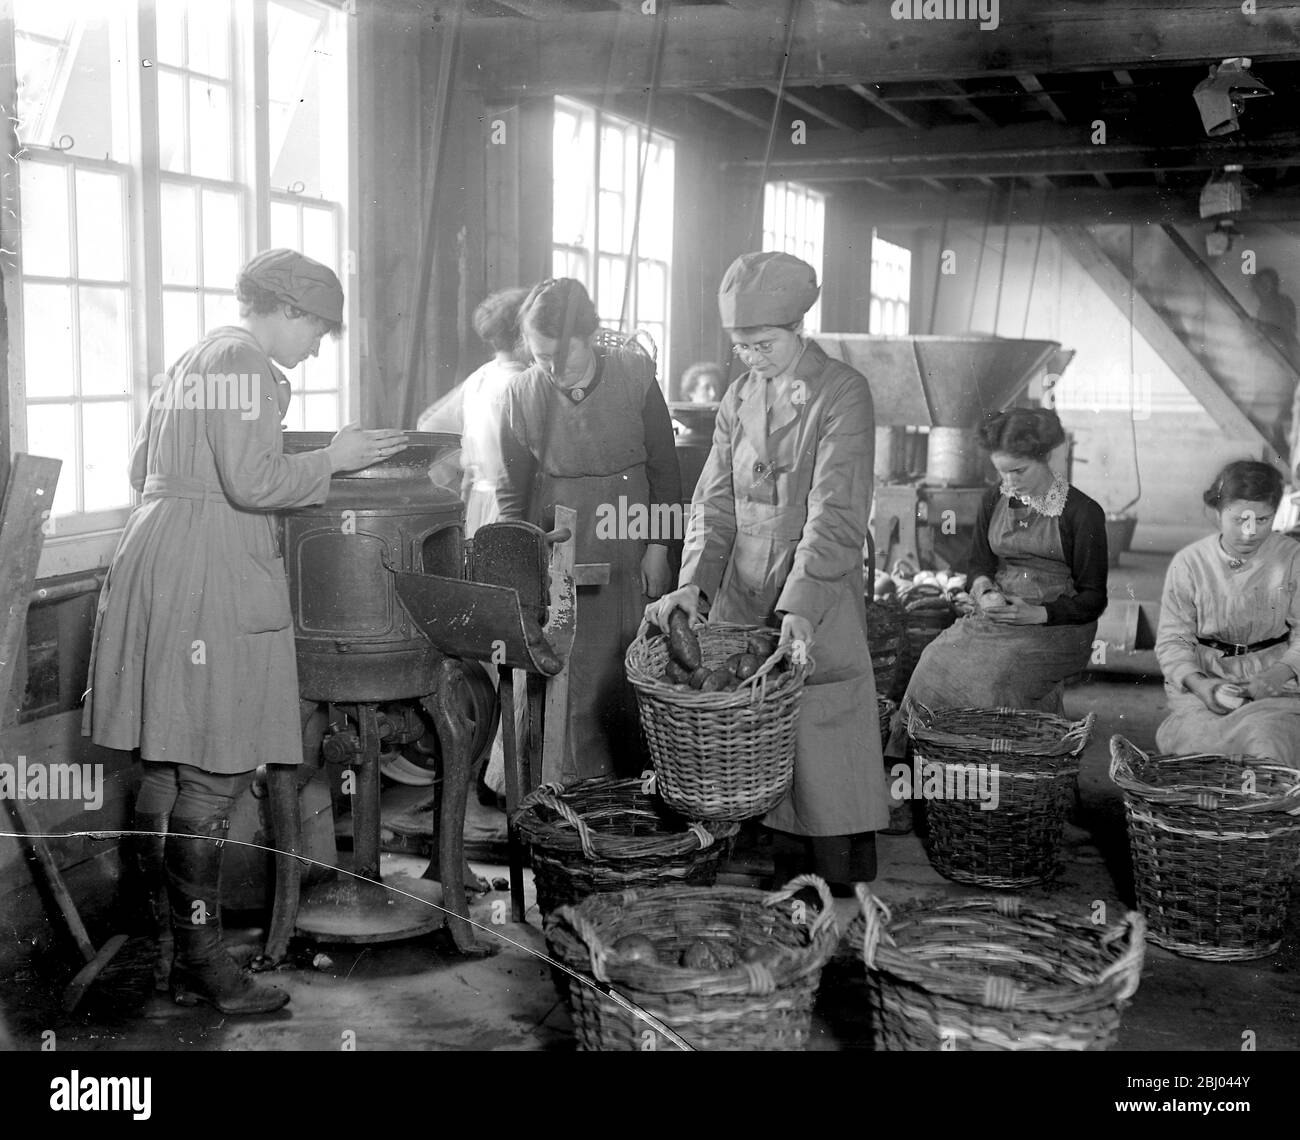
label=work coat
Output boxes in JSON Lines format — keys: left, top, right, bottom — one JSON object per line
{"left": 84, "top": 326, "right": 332, "bottom": 774}
{"left": 680, "top": 340, "right": 890, "bottom": 835}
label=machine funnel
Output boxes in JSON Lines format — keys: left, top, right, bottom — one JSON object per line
{"left": 813, "top": 335, "right": 1064, "bottom": 428}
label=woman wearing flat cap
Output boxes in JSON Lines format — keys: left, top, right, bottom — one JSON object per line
{"left": 646, "top": 251, "right": 890, "bottom": 893}
{"left": 85, "top": 249, "right": 407, "bottom": 1014}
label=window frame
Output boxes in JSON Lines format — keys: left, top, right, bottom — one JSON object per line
{"left": 762, "top": 180, "right": 826, "bottom": 334}
{"left": 2, "top": 0, "right": 354, "bottom": 577}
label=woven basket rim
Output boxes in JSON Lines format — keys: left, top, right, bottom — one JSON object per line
{"left": 1109, "top": 734, "right": 1300, "bottom": 814}
{"left": 853, "top": 891, "right": 1146, "bottom": 1009}
{"left": 625, "top": 621, "right": 808, "bottom": 708}
{"left": 905, "top": 700, "right": 1095, "bottom": 757}
{"left": 548, "top": 877, "right": 839, "bottom": 995}
{"left": 512, "top": 776, "right": 741, "bottom": 857}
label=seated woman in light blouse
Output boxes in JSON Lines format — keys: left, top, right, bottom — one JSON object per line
{"left": 1155, "top": 459, "right": 1300, "bottom": 765}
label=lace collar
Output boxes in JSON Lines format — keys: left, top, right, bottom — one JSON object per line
{"left": 1002, "top": 473, "right": 1069, "bottom": 518}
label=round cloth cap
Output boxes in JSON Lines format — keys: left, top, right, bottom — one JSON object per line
{"left": 242, "top": 248, "right": 344, "bottom": 324}
{"left": 717, "top": 251, "right": 819, "bottom": 328}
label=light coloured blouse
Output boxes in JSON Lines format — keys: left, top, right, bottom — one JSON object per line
{"left": 1155, "top": 532, "right": 1300, "bottom": 693}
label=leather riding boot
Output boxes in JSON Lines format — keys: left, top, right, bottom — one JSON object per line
{"left": 126, "top": 811, "right": 174, "bottom": 992}
{"left": 166, "top": 813, "right": 289, "bottom": 1015}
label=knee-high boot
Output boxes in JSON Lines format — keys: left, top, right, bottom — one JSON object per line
{"left": 166, "top": 813, "right": 289, "bottom": 1015}
{"left": 124, "top": 811, "right": 174, "bottom": 992}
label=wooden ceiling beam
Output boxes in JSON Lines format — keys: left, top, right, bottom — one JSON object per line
{"left": 1017, "top": 73, "right": 1068, "bottom": 124}
{"left": 692, "top": 91, "right": 770, "bottom": 130}
{"left": 832, "top": 183, "right": 1300, "bottom": 227}
{"left": 846, "top": 83, "right": 922, "bottom": 129}
{"left": 458, "top": 0, "right": 1300, "bottom": 96}
{"left": 765, "top": 85, "right": 856, "bottom": 131}
{"left": 723, "top": 119, "right": 1300, "bottom": 180}
{"left": 935, "top": 79, "right": 997, "bottom": 127}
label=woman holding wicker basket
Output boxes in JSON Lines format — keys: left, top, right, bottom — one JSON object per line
{"left": 1154, "top": 459, "right": 1300, "bottom": 764}
{"left": 645, "top": 251, "right": 890, "bottom": 893}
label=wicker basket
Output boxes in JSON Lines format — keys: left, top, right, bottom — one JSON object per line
{"left": 512, "top": 777, "right": 739, "bottom": 920}
{"left": 877, "top": 696, "right": 897, "bottom": 751}
{"left": 546, "top": 875, "right": 839, "bottom": 1051}
{"left": 866, "top": 597, "right": 905, "bottom": 698}
{"left": 891, "top": 585, "right": 957, "bottom": 700}
{"left": 625, "top": 622, "right": 807, "bottom": 821}
{"left": 905, "top": 701, "right": 1096, "bottom": 888}
{"left": 853, "top": 887, "right": 1146, "bottom": 1051}
{"left": 1109, "top": 736, "right": 1300, "bottom": 961}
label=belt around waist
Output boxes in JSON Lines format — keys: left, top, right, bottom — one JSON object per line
{"left": 1197, "top": 632, "right": 1289, "bottom": 657}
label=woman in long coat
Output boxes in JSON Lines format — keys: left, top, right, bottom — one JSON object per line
{"left": 85, "top": 249, "right": 405, "bottom": 1013}
{"left": 647, "top": 251, "right": 889, "bottom": 892}
{"left": 497, "top": 278, "right": 681, "bottom": 779}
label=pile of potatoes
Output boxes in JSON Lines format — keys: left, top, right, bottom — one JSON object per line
{"left": 872, "top": 565, "right": 974, "bottom": 616}
{"left": 659, "top": 610, "right": 781, "bottom": 692}
{"left": 611, "top": 932, "right": 778, "bottom": 971}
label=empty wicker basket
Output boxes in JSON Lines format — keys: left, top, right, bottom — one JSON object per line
{"left": 512, "top": 777, "right": 739, "bottom": 920}
{"left": 625, "top": 622, "right": 806, "bottom": 821}
{"left": 546, "top": 875, "right": 839, "bottom": 1051}
{"left": 905, "top": 701, "right": 1096, "bottom": 888}
{"left": 866, "top": 597, "right": 905, "bottom": 698}
{"left": 1109, "top": 735, "right": 1300, "bottom": 961}
{"left": 855, "top": 887, "right": 1147, "bottom": 1051}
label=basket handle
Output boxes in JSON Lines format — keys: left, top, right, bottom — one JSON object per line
{"left": 854, "top": 883, "right": 895, "bottom": 969}
{"left": 1095, "top": 910, "right": 1148, "bottom": 1003}
{"left": 553, "top": 899, "right": 625, "bottom": 984}
{"left": 763, "top": 873, "right": 836, "bottom": 944}
{"left": 517, "top": 787, "right": 599, "bottom": 858}
{"left": 1108, "top": 734, "right": 1146, "bottom": 792}
{"left": 1060, "top": 711, "right": 1098, "bottom": 756}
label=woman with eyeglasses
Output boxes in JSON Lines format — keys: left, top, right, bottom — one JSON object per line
{"left": 645, "top": 251, "right": 890, "bottom": 893}
{"left": 1154, "top": 459, "right": 1300, "bottom": 764}
{"left": 496, "top": 278, "right": 682, "bottom": 778}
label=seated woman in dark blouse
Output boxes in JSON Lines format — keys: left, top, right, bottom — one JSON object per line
{"left": 885, "top": 408, "right": 1109, "bottom": 763}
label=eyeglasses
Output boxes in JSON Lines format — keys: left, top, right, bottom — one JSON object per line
{"left": 731, "top": 340, "right": 778, "bottom": 358}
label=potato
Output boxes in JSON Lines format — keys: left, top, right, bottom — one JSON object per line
{"left": 680, "top": 940, "right": 721, "bottom": 971}
{"left": 700, "top": 667, "right": 734, "bottom": 693}
{"left": 667, "top": 608, "right": 702, "bottom": 670}
{"left": 746, "top": 631, "right": 780, "bottom": 659}
{"left": 612, "top": 934, "right": 658, "bottom": 964}
{"left": 664, "top": 658, "right": 693, "bottom": 685}
{"left": 689, "top": 667, "right": 711, "bottom": 689}
{"left": 727, "top": 652, "right": 761, "bottom": 681}
{"left": 978, "top": 591, "right": 1006, "bottom": 610}
{"left": 1215, "top": 684, "right": 1247, "bottom": 710}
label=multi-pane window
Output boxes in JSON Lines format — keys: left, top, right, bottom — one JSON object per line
{"left": 9, "top": 0, "right": 350, "bottom": 571}
{"left": 870, "top": 231, "right": 911, "bottom": 336}
{"left": 552, "top": 97, "right": 674, "bottom": 369}
{"left": 762, "top": 181, "right": 825, "bottom": 334}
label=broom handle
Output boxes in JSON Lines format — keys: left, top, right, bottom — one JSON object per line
{"left": 5, "top": 794, "right": 96, "bottom": 963}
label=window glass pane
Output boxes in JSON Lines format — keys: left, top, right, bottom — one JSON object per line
{"left": 22, "top": 282, "right": 75, "bottom": 398}
{"left": 14, "top": 38, "right": 63, "bottom": 147}
{"left": 158, "top": 70, "right": 186, "bottom": 173}
{"left": 280, "top": 396, "right": 304, "bottom": 432}
{"left": 163, "top": 290, "right": 200, "bottom": 370}
{"left": 202, "top": 188, "right": 240, "bottom": 288}
{"left": 599, "top": 126, "right": 622, "bottom": 191}
{"left": 204, "top": 292, "right": 238, "bottom": 336}
{"left": 155, "top": 0, "right": 187, "bottom": 67}
{"left": 26, "top": 403, "right": 77, "bottom": 515}
{"left": 189, "top": 79, "right": 231, "bottom": 180}
{"left": 189, "top": 0, "right": 232, "bottom": 80}
{"left": 268, "top": 2, "right": 325, "bottom": 192}
{"left": 81, "top": 401, "right": 131, "bottom": 511}
{"left": 303, "top": 342, "right": 340, "bottom": 392}
{"left": 636, "top": 261, "right": 665, "bottom": 323}
{"left": 597, "top": 255, "right": 626, "bottom": 327}
{"left": 19, "top": 162, "right": 70, "bottom": 277}
{"left": 160, "top": 182, "right": 198, "bottom": 286}
{"left": 75, "top": 170, "right": 125, "bottom": 280}
{"left": 301, "top": 392, "right": 339, "bottom": 432}
{"left": 598, "top": 190, "right": 622, "bottom": 253}
{"left": 271, "top": 201, "right": 298, "bottom": 249}
{"left": 78, "top": 286, "right": 130, "bottom": 396}
{"left": 13, "top": 1, "right": 72, "bottom": 40}
{"left": 869, "top": 298, "right": 881, "bottom": 333}
{"left": 301, "top": 206, "right": 336, "bottom": 269}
